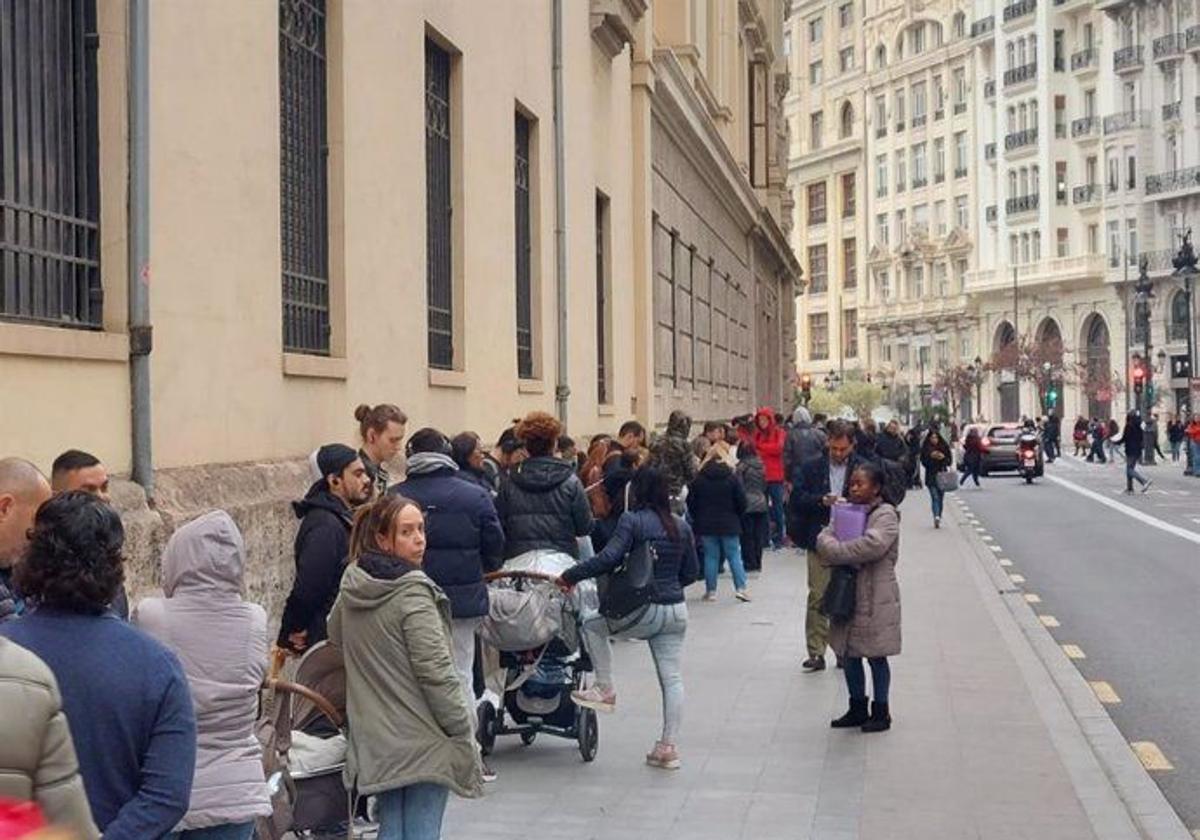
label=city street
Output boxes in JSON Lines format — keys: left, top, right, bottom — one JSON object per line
{"left": 441, "top": 493, "right": 1182, "bottom": 840}
{"left": 956, "top": 454, "right": 1200, "bottom": 830}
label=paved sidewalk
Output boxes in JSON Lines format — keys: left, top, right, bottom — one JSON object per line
{"left": 442, "top": 500, "right": 1148, "bottom": 840}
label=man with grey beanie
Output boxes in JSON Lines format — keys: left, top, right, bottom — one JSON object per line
{"left": 783, "top": 406, "right": 827, "bottom": 485}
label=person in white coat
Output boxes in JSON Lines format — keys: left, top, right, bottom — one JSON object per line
{"left": 135, "top": 510, "right": 271, "bottom": 840}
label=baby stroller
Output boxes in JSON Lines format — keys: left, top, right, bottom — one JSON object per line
{"left": 476, "top": 549, "right": 600, "bottom": 762}
{"left": 257, "top": 642, "right": 358, "bottom": 840}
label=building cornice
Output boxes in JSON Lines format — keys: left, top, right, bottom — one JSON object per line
{"left": 590, "top": 0, "right": 648, "bottom": 59}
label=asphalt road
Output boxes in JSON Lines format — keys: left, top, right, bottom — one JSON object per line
{"left": 947, "top": 454, "right": 1200, "bottom": 830}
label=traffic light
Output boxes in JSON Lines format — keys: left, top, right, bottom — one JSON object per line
{"left": 1046, "top": 388, "right": 1058, "bottom": 406}
{"left": 1132, "top": 363, "right": 1145, "bottom": 394}
{"left": 800, "top": 373, "right": 812, "bottom": 404}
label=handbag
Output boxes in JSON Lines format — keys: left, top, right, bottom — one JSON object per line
{"left": 935, "top": 471, "right": 959, "bottom": 492}
{"left": 820, "top": 565, "right": 857, "bottom": 623}
{"left": 596, "top": 540, "right": 657, "bottom": 624}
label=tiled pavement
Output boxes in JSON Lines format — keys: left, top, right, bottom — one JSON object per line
{"left": 440, "top": 499, "right": 1153, "bottom": 840}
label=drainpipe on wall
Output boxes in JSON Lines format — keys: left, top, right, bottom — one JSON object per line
{"left": 552, "top": 0, "right": 570, "bottom": 426}
{"left": 128, "top": 0, "right": 153, "bottom": 496}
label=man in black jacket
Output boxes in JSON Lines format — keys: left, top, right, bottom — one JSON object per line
{"left": 278, "top": 444, "right": 371, "bottom": 652}
{"left": 788, "top": 421, "right": 865, "bottom": 672}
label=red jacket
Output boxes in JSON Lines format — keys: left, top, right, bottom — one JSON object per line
{"left": 1187, "top": 421, "right": 1200, "bottom": 443}
{"left": 752, "top": 407, "right": 786, "bottom": 483}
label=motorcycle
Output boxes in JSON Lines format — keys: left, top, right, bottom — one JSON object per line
{"left": 1017, "top": 432, "right": 1041, "bottom": 484}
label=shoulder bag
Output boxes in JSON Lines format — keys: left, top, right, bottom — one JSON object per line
{"left": 935, "top": 470, "right": 959, "bottom": 492}
{"left": 596, "top": 539, "right": 657, "bottom": 630}
{"left": 819, "top": 565, "right": 857, "bottom": 623}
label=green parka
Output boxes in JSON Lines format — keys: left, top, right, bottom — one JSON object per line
{"left": 328, "top": 557, "right": 482, "bottom": 799}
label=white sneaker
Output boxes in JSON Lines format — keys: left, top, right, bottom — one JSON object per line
{"left": 735, "top": 589, "right": 752, "bottom": 602}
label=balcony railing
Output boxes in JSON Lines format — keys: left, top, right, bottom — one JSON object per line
{"left": 954, "top": 166, "right": 968, "bottom": 179}
{"left": 1164, "top": 101, "right": 1182, "bottom": 121}
{"left": 1055, "top": 122, "right": 1067, "bottom": 138}
{"left": 1142, "top": 248, "right": 1178, "bottom": 273}
{"left": 971, "top": 16, "right": 995, "bottom": 38}
{"left": 934, "top": 108, "right": 945, "bottom": 121}
{"left": 1003, "top": 0, "right": 1036, "bottom": 23}
{"left": 896, "top": 121, "right": 906, "bottom": 132}
{"left": 986, "top": 205, "right": 998, "bottom": 223}
{"left": 1005, "top": 127, "right": 1038, "bottom": 151}
{"left": 912, "top": 114, "right": 927, "bottom": 128}
{"left": 1072, "top": 184, "right": 1100, "bottom": 205}
{"left": 934, "top": 171, "right": 945, "bottom": 183}
{"left": 1188, "top": 25, "right": 1200, "bottom": 51}
{"left": 876, "top": 126, "right": 886, "bottom": 139}
{"left": 1071, "top": 47, "right": 1098, "bottom": 72}
{"left": 1102, "top": 110, "right": 1149, "bottom": 134}
{"left": 912, "top": 176, "right": 928, "bottom": 189}
{"left": 985, "top": 142, "right": 997, "bottom": 162}
{"left": 1153, "top": 33, "right": 1184, "bottom": 61}
{"left": 1114, "top": 45, "right": 1144, "bottom": 72}
{"left": 1004, "top": 62, "right": 1038, "bottom": 87}
{"left": 1006, "top": 194, "right": 1039, "bottom": 215}
{"left": 876, "top": 186, "right": 888, "bottom": 198}
{"left": 984, "top": 79, "right": 996, "bottom": 98}
{"left": 954, "top": 101, "right": 967, "bottom": 115}
{"left": 1145, "top": 165, "right": 1200, "bottom": 196}
{"left": 1070, "top": 115, "right": 1099, "bottom": 138}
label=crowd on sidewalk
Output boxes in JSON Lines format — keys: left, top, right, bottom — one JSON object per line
{"left": 0, "top": 401, "right": 941, "bottom": 840}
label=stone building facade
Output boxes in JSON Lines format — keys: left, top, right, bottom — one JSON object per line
{"left": 0, "top": 0, "right": 798, "bottom": 618}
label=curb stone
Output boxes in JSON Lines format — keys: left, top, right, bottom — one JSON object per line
{"left": 947, "top": 498, "right": 1191, "bottom": 840}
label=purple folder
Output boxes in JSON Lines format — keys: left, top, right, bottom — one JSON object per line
{"left": 831, "top": 503, "right": 869, "bottom": 541}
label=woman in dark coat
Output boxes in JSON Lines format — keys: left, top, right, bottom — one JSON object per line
{"left": 919, "top": 428, "right": 953, "bottom": 528}
{"left": 1111, "top": 412, "right": 1151, "bottom": 494}
{"left": 959, "top": 427, "right": 983, "bottom": 488}
{"left": 687, "top": 441, "right": 749, "bottom": 602}
{"left": 496, "top": 412, "right": 594, "bottom": 558}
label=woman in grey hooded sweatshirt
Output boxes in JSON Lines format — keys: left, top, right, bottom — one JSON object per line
{"left": 134, "top": 511, "right": 271, "bottom": 840}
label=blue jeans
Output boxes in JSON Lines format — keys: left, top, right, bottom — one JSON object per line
{"left": 1189, "top": 439, "right": 1200, "bottom": 474}
{"left": 376, "top": 783, "right": 450, "bottom": 840}
{"left": 582, "top": 602, "right": 688, "bottom": 742}
{"left": 1170, "top": 439, "right": 1182, "bottom": 461}
{"left": 927, "top": 481, "right": 945, "bottom": 519}
{"left": 167, "top": 823, "right": 255, "bottom": 840}
{"left": 844, "top": 656, "right": 891, "bottom": 703}
{"left": 701, "top": 535, "right": 748, "bottom": 593}
{"left": 766, "top": 482, "right": 786, "bottom": 547}
{"left": 1125, "top": 455, "right": 1148, "bottom": 491}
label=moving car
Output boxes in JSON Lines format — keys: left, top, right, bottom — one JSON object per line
{"left": 979, "top": 423, "right": 1044, "bottom": 476}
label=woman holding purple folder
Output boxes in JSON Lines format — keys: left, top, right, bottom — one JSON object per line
{"left": 816, "top": 462, "right": 901, "bottom": 733}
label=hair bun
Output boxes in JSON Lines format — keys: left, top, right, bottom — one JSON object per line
{"left": 354, "top": 404, "right": 371, "bottom": 422}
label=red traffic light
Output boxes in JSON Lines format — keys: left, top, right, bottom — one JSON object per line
{"left": 1131, "top": 364, "right": 1145, "bottom": 384}
{"left": 800, "top": 373, "right": 812, "bottom": 389}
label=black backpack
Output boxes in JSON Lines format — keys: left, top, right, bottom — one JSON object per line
{"left": 877, "top": 457, "right": 908, "bottom": 508}
{"left": 597, "top": 540, "right": 657, "bottom": 630}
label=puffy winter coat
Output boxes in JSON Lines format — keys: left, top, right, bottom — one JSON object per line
{"left": 648, "top": 410, "right": 697, "bottom": 496}
{"left": 134, "top": 511, "right": 272, "bottom": 832}
{"left": 496, "top": 457, "right": 593, "bottom": 558}
{"left": 752, "top": 407, "right": 787, "bottom": 483}
{"left": 783, "top": 412, "right": 828, "bottom": 484}
{"left": 816, "top": 501, "right": 902, "bottom": 658}
{"left": 394, "top": 466, "right": 506, "bottom": 618}
{"left": 328, "top": 554, "right": 482, "bottom": 799}
{"left": 563, "top": 509, "right": 700, "bottom": 604}
{"left": 687, "top": 460, "right": 747, "bottom": 536}
{"left": 0, "top": 638, "right": 97, "bottom": 838}
{"left": 277, "top": 483, "right": 353, "bottom": 648}
{"left": 735, "top": 455, "right": 769, "bottom": 514}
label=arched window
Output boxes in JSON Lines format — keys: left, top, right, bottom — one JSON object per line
{"left": 953, "top": 12, "right": 965, "bottom": 39}
{"left": 876, "top": 45, "right": 887, "bottom": 68}
{"left": 1170, "top": 290, "right": 1191, "bottom": 341}
{"left": 840, "top": 102, "right": 854, "bottom": 138}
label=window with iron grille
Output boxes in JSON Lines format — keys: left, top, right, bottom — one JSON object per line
{"left": 596, "top": 191, "right": 612, "bottom": 404}
{"left": 1, "top": 0, "right": 101, "bottom": 329}
{"left": 426, "top": 38, "right": 454, "bottom": 370}
{"left": 807, "top": 244, "right": 828, "bottom": 293}
{"left": 807, "top": 182, "right": 826, "bottom": 225}
{"left": 279, "top": 0, "right": 330, "bottom": 355}
{"left": 514, "top": 112, "right": 533, "bottom": 379}
{"left": 809, "top": 313, "right": 828, "bottom": 360}
{"left": 842, "top": 238, "right": 856, "bottom": 288}
{"left": 842, "top": 309, "right": 858, "bottom": 358}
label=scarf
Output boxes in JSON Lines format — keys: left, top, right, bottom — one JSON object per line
{"left": 405, "top": 451, "right": 459, "bottom": 476}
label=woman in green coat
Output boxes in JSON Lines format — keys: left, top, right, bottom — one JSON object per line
{"left": 328, "top": 494, "right": 482, "bottom": 840}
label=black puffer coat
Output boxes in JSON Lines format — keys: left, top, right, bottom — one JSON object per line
{"left": 277, "top": 483, "right": 353, "bottom": 648}
{"left": 496, "top": 457, "right": 594, "bottom": 558}
{"left": 686, "top": 460, "right": 747, "bottom": 536}
{"left": 394, "top": 467, "right": 506, "bottom": 618}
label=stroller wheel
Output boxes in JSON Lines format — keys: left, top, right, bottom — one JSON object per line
{"left": 577, "top": 706, "right": 599, "bottom": 763}
{"left": 477, "top": 701, "right": 497, "bottom": 757}
{"left": 520, "top": 729, "right": 537, "bottom": 746}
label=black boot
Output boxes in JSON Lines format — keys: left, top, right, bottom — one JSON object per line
{"left": 830, "top": 698, "right": 870, "bottom": 728}
{"left": 861, "top": 701, "right": 891, "bottom": 732}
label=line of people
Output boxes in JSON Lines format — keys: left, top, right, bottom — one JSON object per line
{"left": 0, "top": 402, "right": 922, "bottom": 839}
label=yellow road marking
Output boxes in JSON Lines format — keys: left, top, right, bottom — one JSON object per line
{"left": 1024, "top": 593, "right": 1042, "bottom": 603}
{"left": 1089, "top": 681, "right": 1121, "bottom": 704}
{"left": 1009, "top": 574, "right": 1026, "bottom": 583}
{"left": 1062, "top": 644, "right": 1086, "bottom": 659}
{"left": 1131, "top": 741, "right": 1173, "bottom": 771}
{"left": 1039, "top": 615, "right": 1060, "bottom": 627}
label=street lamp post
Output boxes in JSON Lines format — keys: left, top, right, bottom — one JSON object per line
{"left": 972, "top": 356, "right": 983, "bottom": 421}
{"left": 1172, "top": 229, "right": 1198, "bottom": 475}
{"left": 1134, "top": 256, "right": 1155, "bottom": 464}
